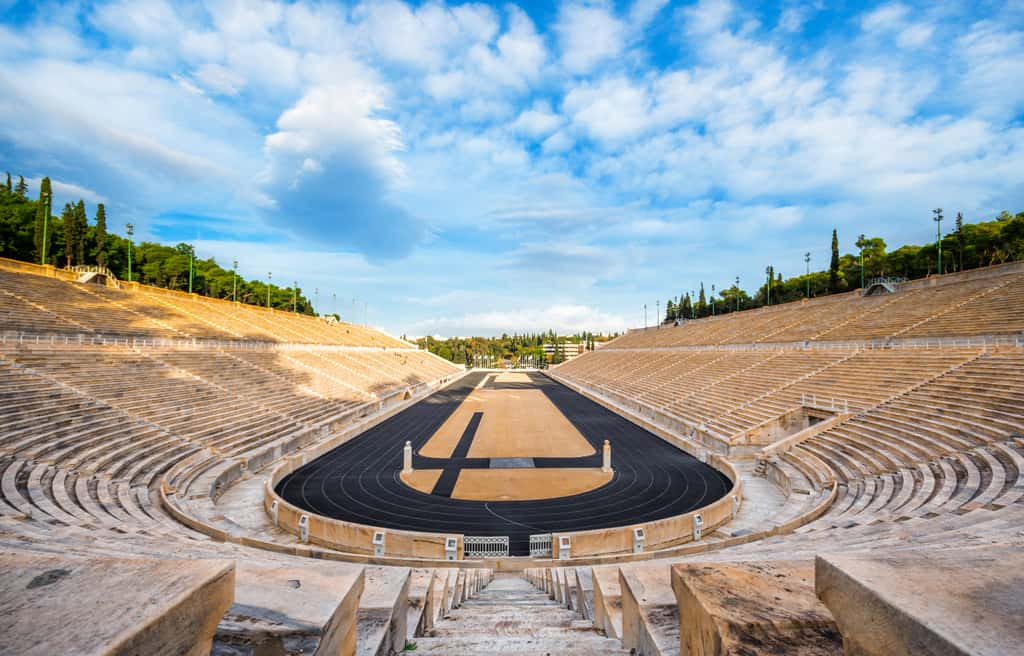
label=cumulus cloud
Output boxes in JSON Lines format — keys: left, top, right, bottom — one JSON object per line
{"left": 555, "top": 1, "right": 626, "bottom": 75}
{"left": 408, "top": 303, "right": 630, "bottom": 337}
{"left": 261, "top": 82, "right": 423, "bottom": 258}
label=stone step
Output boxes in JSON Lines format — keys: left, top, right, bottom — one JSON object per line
{"left": 409, "top": 635, "right": 631, "bottom": 655}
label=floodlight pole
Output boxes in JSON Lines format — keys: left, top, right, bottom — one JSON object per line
{"left": 267, "top": 272, "right": 272, "bottom": 308}
{"left": 232, "top": 260, "right": 238, "bottom": 302}
{"left": 643, "top": 303, "right": 647, "bottom": 330}
{"left": 711, "top": 284, "right": 716, "bottom": 316}
{"left": 933, "top": 208, "right": 943, "bottom": 274}
{"left": 804, "top": 252, "right": 811, "bottom": 298}
{"left": 188, "top": 245, "right": 194, "bottom": 294}
{"left": 126, "top": 223, "right": 134, "bottom": 282}
{"left": 735, "top": 276, "right": 740, "bottom": 311}
{"left": 293, "top": 281, "right": 298, "bottom": 313}
{"left": 765, "top": 267, "right": 771, "bottom": 306}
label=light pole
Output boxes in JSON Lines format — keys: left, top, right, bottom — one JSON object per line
{"left": 643, "top": 303, "right": 647, "bottom": 329}
{"left": 293, "top": 281, "right": 298, "bottom": 313}
{"left": 735, "top": 276, "right": 740, "bottom": 311}
{"left": 656, "top": 300, "right": 659, "bottom": 328}
{"left": 932, "top": 208, "right": 943, "bottom": 274}
{"left": 126, "top": 223, "right": 134, "bottom": 282}
{"left": 857, "top": 234, "right": 867, "bottom": 289}
{"left": 711, "top": 284, "right": 716, "bottom": 316}
{"left": 691, "top": 290, "right": 696, "bottom": 319}
{"left": 267, "top": 272, "right": 272, "bottom": 308}
{"left": 804, "top": 252, "right": 811, "bottom": 298}
{"left": 232, "top": 260, "right": 238, "bottom": 302}
{"left": 333, "top": 292, "right": 337, "bottom": 318}
{"left": 187, "top": 244, "right": 194, "bottom": 294}
{"left": 39, "top": 188, "right": 51, "bottom": 265}
{"left": 765, "top": 266, "right": 772, "bottom": 306}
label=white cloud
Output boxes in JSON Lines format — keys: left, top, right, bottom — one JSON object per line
{"left": 563, "top": 76, "right": 651, "bottom": 142}
{"left": 408, "top": 303, "right": 629, "bottom": 337}
{"left": 556, "top": 2, "right": 626, "bottom": 75}
{"left": 511, "top": 100, "right": 563, "bottom": 138}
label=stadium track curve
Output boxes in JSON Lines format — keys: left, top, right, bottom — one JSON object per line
{"left": 276, "top": 371, "right": 732, "bottom": 555}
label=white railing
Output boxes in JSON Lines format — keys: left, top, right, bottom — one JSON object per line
{"left": 529, "top": 533, "right": 552, "bottom": 558}
{"left": 463, "top": 535, "right": 509, "bottom": 559}
{"left": 595, "top": 334, "right": 1023, "bottom": 353}
{"left": 0, "top": 331, "right": 424, "bottom": 353}
{"left": 800, "top": 394, "right": 864, "bottom": 414}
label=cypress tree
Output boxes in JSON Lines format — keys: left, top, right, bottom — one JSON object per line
{"left": 828, "top": 229, "right": 840, "bottom": 292}
{"left": 61, "top": 203, "right": 75, "bottom": 266}
{"left": 14, "top": 176, "right": 28, "bottom": 197}
{"left": 955, "top": 212, "right": 965, "bottom": 271}
{"left": 34, "top": 177, "right": 53, "bottom": 263}
{"left": 698, "top": 282, "right": 707, "bottom": 317}
{"left": 94, "top": 203, "right": 107, "bottom": 267}
{"left": 4, "top": 172, "right": 10, "bottom": 193}
{"left": 72, "top": 200, "right": 88, "bottom": 265}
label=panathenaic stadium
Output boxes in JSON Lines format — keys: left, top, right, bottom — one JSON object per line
{"left": 2, "top": 257, "right": 1023, "bottom": 655}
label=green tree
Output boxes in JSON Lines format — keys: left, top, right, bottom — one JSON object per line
{"left": 33, "top": 177, "right": 52, "bottom": 263}
{"left": 72, "top": 200, "right": 88, "bottom": 265}
{"left": 829, "top": 229, "right": 840, "bottom": 292}
{"left": 697, "top": 283, "right": 707, "bottom": 317}
{"left": 665, "top": 299, "right": 675, "bottom": 322}
{"left": 955, "top": 212, "right": 965, "bottom": 272}
{"left": 4, "top": 172, "right": 10, "bottom": 194}
{"left": 14, "top": 176, "right": 27, "bottom": 198}
{"left": 94, "top": 203, "right": 107, "bottom": 267}
{"left": 60, "top": 203, "right": 75, "bottom": 266}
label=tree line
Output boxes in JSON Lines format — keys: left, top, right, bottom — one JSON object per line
{"left": 662, "top": 211, "right": 1024, "bottom": 323}
{"left": 410, "top": 330, "right": 617, "bottom": 366}
{"left": 1, "top": 172, "right": 316, "bottom": 314}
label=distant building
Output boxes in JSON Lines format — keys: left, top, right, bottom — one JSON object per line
{"left": 542, "top": 342, "right": 586, "bottom": 362}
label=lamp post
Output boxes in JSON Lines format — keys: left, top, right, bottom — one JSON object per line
{"left": 735, "top": 276, "right": 740, "bottom": 311}
{"left": 126, "top": 223, "right": 134, "bottom": 282}
{"left": 267, "top": 272, "right": 272, "bottom": 308}
{"left": 39, "top": 188, "right": 51, "bottom": 266}
{"left": 293, "top": 281, "right": 298, "bottom": 313}
{"left": 932, "top": 208, "right": 943, "bottom": 275}
{"left": 643, "top": 303, "right": 647, "bottom": 329}
{"left": 691, "top": 290, "right": 696, "bottom": 319}
{"left": 232, "top": 260, "right": 238, "bottom": 302}
{"left": 711, "top": 284, "right": 716, "bottom": 316}
{"left": 765, "top": 266, "right": 772, "bottom": 306}
{"left": 333, "top": 292, "right": 337, "bottom": 318}
{"left": 804, "top": 252, "right": 811, "bottom": 298}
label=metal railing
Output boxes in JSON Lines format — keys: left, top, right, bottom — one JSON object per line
{"left": 529, "top": 533, "right": 552, "bottom": 558}
{"left": 593, "top": 334, "right": 1022, "bottom": 353}
{"left": 800, "top": 394, "right": 864, "bottom": 414}
{"left": 463, "top": 535, "right": 509, "bottom": 559}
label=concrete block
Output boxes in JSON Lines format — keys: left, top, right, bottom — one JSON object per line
{"left": 671, "top": 560, "right": 841, "bottom": 656}
{"left": 815, "top": 546, "right": 1024, "bottom": 656}
{"left": 0, "top": 552, "right": 234, "bottom": 656}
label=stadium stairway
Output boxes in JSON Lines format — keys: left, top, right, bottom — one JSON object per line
{"left": 413, "top": 573, "right": 629, "bottom": 655}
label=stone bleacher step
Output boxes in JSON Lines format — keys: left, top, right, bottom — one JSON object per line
{"left": 0, "top": 551, "right": 235, "bottom": 656}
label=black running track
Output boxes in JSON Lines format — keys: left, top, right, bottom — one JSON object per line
{"left": 277, "top": 372, "right": 731, "bottom": 555}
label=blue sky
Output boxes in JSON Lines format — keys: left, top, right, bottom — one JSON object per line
{"left": 2, "top": 0, "right": 1023, "bottom": 336}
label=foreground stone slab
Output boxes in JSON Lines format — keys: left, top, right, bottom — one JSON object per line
{"left": 214, "top": 560, "right": 364, "bottom": 656}
{"left": 672, "top": 560, "right": 841, "bottom": 655}
{"left": 0, "top": 552, "right": 234, "bottom": 656}
{"left": 356, "top": 566, "right": 411, "bottom": 656}
{"left": 815, "top": 546, "right": 1024, "bottom": 656}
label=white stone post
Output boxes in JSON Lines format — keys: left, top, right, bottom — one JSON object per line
{"left": 602, "top": 440, "right": 612, "bottom": 473}
{"left": 403, "top": 441, "right": 413, "bottom": 474}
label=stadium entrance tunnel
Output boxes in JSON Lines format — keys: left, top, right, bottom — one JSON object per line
{"left": 273, "top": 371, "right": 734, "bottom": 557}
